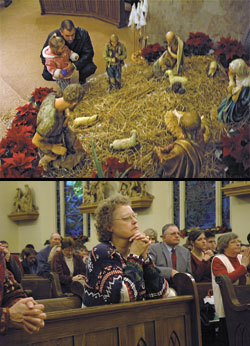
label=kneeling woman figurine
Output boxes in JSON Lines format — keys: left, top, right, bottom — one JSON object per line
{"left": 217, "top": 58, "right": 250, "bottom": 123}
{"left": 83, "top": 195, "right": 170, "bottom": 306}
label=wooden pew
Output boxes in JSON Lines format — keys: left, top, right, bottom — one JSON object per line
{"left": 215, "top": 274, "right": 250, "bottom": 346}
{"left": 37, "top": 296, "right": 82, "bottom": 312}
{"left": 21, "top": 274, "right": 52, "bottom": 299}
{"left": 0, "top": 278, "right": 202, "bottom": 346}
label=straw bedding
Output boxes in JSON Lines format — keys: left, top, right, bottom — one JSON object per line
{"left": 44, "top": 55, "right": 230, "bottom": 178}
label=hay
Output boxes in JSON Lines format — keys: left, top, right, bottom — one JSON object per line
{"left": 43, "top": 55, "right": 232, "bottom": 178}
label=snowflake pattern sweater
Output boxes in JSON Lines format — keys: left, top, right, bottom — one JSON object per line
{"left": 83, "top": 242, "right": 168, "bottom": 307}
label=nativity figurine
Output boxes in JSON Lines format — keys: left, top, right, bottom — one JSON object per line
{"left": 152, "top": 31, "right": 184, "bottom": 77}
{"left": 32, "top": 84, "right": 86, "bottom": 171}
{"left": 103, "top": 33, "right": 127, "bottom": 91}
{"left": 217, "top": 58, "right": 250, "bottom": 123}
{"left": 153, "top": 110, "right": 205, "bottom": 178}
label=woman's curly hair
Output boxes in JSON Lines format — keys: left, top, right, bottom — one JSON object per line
{"left": 95, "top": 194, "right": 131, "bottom": 242}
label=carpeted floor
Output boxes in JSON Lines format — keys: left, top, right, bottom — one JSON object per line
{"left": 0, "top": 0, "right": 136, "bottom": 140}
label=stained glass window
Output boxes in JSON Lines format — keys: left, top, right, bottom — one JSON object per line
{"left": 173, "top": 181, "right": 231, "bottom": 229}
{"left": 185, "top": 181, "right": 216, "bottom": 229}
{"left": 173, "top": 181, "right": 180, "bottom": 228}
{"left": 222, "top": 181, "right": 230, "bottom": 228}
{"left": 64, "top": 181, "right": 83, "bottom": 237}
{"left": 57, "top": 181, "right": 90, "bottom": 237}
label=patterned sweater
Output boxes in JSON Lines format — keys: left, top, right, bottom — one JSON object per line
{"left": 0, "top": 250, "right": 26, "bottom": 334}
{"left": 83, "top": 242, "right": 168, "bottom": 307}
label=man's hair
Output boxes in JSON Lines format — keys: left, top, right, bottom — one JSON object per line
{"left": 0, "top": 240, "right": 8, "bottom": 244}
{"left": 162, "top": 224, "right": 178, "bottom": 235}
{"left": 63, "top": 84, "right": 85, "bottom": 104}
{"left": 217, "top": 232, "right": 238, "bottom": 254}
{"left": 22, "top": 247, "right": 37, "bottom": 257}
{"left": 49, "top": 34, "right": 65, "bottom": 53}
{"left": 95, "top": 194, "right": 131, "bottom": 243}
{"left": 205, "top": 231, "right": 215, "bottom": 240}
{"left": 143, "top": 228, "right": 158, "bottom": 240}
{"left": 60, "top": 19, "right": 75, "bottom": 32}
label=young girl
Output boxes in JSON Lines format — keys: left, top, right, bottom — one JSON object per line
{"left": 42, "top": 33, "right": 79, "bottom": 90}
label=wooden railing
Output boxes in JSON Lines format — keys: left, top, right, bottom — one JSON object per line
{"left": 215, "top": 274, "right": 250, "bottom": 346}
{"left": 1, "top": 274, "right": 202, "bottom": 346}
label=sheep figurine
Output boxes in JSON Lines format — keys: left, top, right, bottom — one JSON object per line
{"left": 165, "top": 70, "right": 188, "bottom": 91}
{"left": 110, "top": 130, "right": 137, "bottom": 150}
{"left": 73, "top": 114, "right": 98, "bottom": 127}
{"left": 207, "top": 60, "right": 218, "bottom": 77}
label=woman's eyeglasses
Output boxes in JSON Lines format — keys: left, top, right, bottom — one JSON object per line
{"left": 113, "top": 213, "right": 138, "bottom": 222}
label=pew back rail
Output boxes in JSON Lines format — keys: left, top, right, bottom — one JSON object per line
{"left": 1, "top": 294, "right": 200, "bottom": 346}
{"left": 215, "top": 273, "right": 250, "bottom": 346}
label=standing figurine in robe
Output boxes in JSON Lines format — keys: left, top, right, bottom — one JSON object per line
{"left": 103, "top": 34, "right": 127, "bottom": 91}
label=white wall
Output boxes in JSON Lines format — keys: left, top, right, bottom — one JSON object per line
{"left": 0, "top": 181, "right": 19, "bottom": 252}
{"left": 0, "top": 181, "right": 57, "bottom": 253}
{"left": 230, "top": 195, "right": 250, "bottom": 244}
{"left": 17, "top": 181, "right": 57, "bottom": 252}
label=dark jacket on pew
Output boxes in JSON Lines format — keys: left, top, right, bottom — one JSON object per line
{"left": 51, "top": 252, "right": 86, "bottom": 293}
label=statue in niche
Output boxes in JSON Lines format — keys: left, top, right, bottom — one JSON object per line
{"left": 12, "top": 185, "right": 38, "bottom": 213}
{"left": 96, "top": 181, "right": 106, "bottom": 202}
{"left": 89, "top": 181, "right": 106, "bottom": 203}
{"left": 118, "top": 181, "right": 130, "bottom": 196}
{"left": 83, "top": 185, "right": 93, "bottom": 205}
{"left": 128, "top": 181, "right": 153, "bottom": 198}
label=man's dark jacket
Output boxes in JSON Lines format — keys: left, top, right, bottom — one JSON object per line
{"left": 41, "top": 27, "right": 95, "bottom": 73}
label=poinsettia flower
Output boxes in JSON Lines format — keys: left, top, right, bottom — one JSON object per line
{"left": 221, "top": 133, "right": 242, "bottom": 157}
{"left": 1, "top": 152, "right": 35, "bottom": 173}
{"left": 5, "top": 125, "right": 34, "bottom": 144}
{"left": 232, "top": 143, "right": 250, "bottom": 171}
{"left": 30, "top": 87, "right": 55, "bottom": 105}
{"left": 16, "top": 103, "right": 39, "bottom": 116}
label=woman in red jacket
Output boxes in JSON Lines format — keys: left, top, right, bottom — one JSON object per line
{"left": 212, "top": 233, "right": 250, "bottom": 346}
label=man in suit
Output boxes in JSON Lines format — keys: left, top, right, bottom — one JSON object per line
{"left": 148, "top": 224, "right": 192, "bottom": 282}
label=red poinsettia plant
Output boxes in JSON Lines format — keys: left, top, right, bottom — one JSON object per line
{"left": 220, "top": 125, "right": 250, "bottom": 177}
{"left": 184, "top": 32, "right": 214, "bottom": 56}
{"left": 92, "top": 157, "right": 143, "bottom": 178}
{"left": 215, "top": 36, "right": 247, "bottom": 68}
{"left": 141, "top": 43, "right": 166, "bottom": 62}
{"left": 30, "top": 87, "right": 55, "bottom": 106}
{"left": 0, "top": 87, "right": 55, "bottom": 178}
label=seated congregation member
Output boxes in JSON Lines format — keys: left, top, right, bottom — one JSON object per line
{"left": 212, "top": 233, "right": 250, "bottom": 346}
{"left": 205, "top": 231, "right": 217, "bottom": 254}
{"left": 0, "top": 240, "right": 23, "bottom": 283}
{"left": 143, "top": 228, "right": 158, "bottom": 244}
{"left": 0, "top": 247, "right": 46, "bottom": 335}
{"left": 75, "top": 245, "right": 90, "bottom": 265}
{"left": 21, "top": 248, "right": 38, "bottom": 275}
{"left": 83, "top": 195, "right": 169, "bottom": 307}
{"left": 188, "top": 230, "right": 213, "bottom": 282}
{"left": 36, "top": 233, "right": 61, "bottom": 277}
{"left": 148, "top": 224, "right": 192, "bottom": 284}
{"left": 51, "top": 237, "right": 86, "bottom": 293}
{"left": 41, "top": 19, "right": 96, "bottom": 85}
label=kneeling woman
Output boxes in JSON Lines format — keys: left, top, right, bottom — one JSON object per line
{"left": 83, "top": 195, "right": 169, "bottom": 306}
